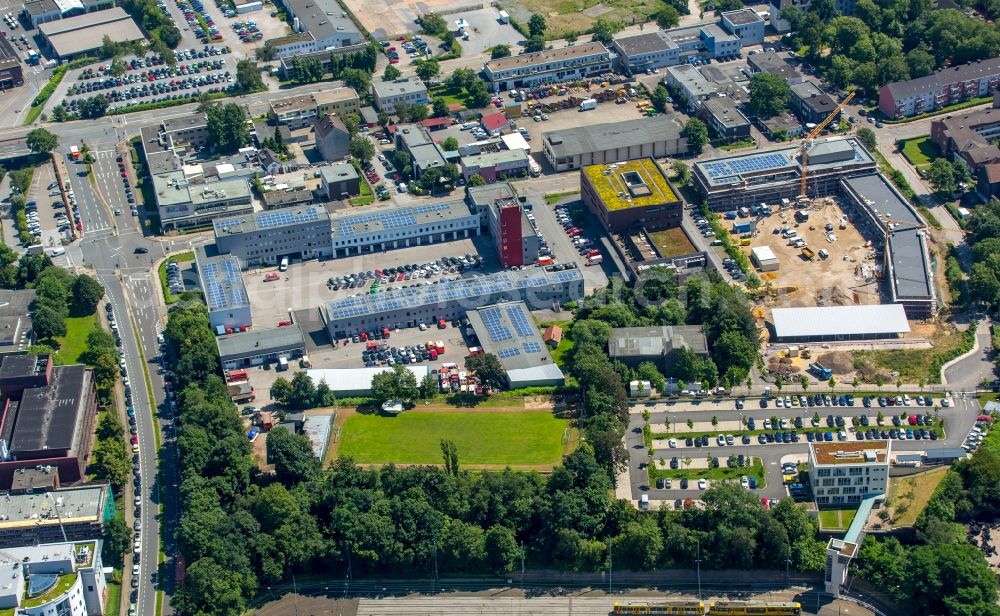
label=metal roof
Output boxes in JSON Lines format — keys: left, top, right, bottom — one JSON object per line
{"left": 613, "top": 31, "right": 676, "bottom": 56}
{"left": 467, "top": 301, "right": 556, "bottom": 372}
{"left": 543, "top": 116, "right": 684, "bottom": 159}
{"left": 486, "top": 41, "right": 608, "bottom": 72}
{"left": 306, "top": 366, "right": 429, "bottom": 394}
{"left": 843, "top": 172, "right": 926, "bottom": 230}
{"left": 771, "top": 305, "right": 910, "bottom": 338}
{"left": 889, "top": 229, "right": 934, "bottom": 299}
{"left": 609, "top": 325, "right": 708, "bottom": 357}
{"left": 216, "top": 326, "right": 306, "bottom": 360}
{"left": 11, "top": 365, "right": 89, "bottom": 453}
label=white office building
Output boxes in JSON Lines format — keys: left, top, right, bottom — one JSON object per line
{"left": 0, "top": 541, "right": 106, "bottom": 616}
{"left": 483, "top": 42, "right": 612, "bottom": 90}
{"left": 330, "top": 201, "right": 479, "bottom": 258}
{"left": 195, "top": 247, "right": 252, "bottom": 332}
{"left": 808, "top": 440, "right": 890, "bottom": 506}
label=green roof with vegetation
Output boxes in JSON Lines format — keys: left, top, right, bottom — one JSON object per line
{"left": 583, "top": 159, "right": 678, "bottom": 210}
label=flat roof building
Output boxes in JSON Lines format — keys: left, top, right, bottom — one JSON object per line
{"left": 0, "top": 484, "right": 113, "bottom": 548}
{"left": 321, "top": 265, "right": 584, "bottom": 339}
{"left": 330, "top": 201, "right": 479, "bottom": 258}
{"left": 0, "top": 540, "right": 107, "bottom": 616}
{"left": 612, "top": 31, "right": 678, "bottom": 74}
{"left": 790, "top": 81, "right": 839, "bottom": 125}
{"left": 608, "top": 325, "right": 708, "bottom": 374}
{"left": 750, "top": 245, "right": 778, "bottom": 271}
{"left": 479, "top": 185, "right": 538, "bottom": 268}
{"left": 721, "top": 9, "right": 765, "bottom": 47}
{"left": 581, "top": 158, "right": 683, "bottom": 233}
{"left": 700, "top": 96, "right": 751, "bottom": 143}
{"left": 213, "top": 205, "right": 332, "bottom": 266}
{"left": 748, "top": 50, "right": 804, "bottom": 85}
{"left": 879, "top": 57, "right": 1000, "bottom": 119}
{"left": 152, "top": 171, "right": 253, "bottom": 232}
{"left": 0, "top": 37, "right": 24, "bottom": 90}
{"left": 372, "top": 79, "right": 428, "bottom": 114}
{"left": 771, "top": 305, "right": 911, "bottom": 342}
{"left": 268, "top": 87, "right": 359, "bottom": 128}
{"left": 809, "top": 440, "right": 890, "bottom": 507}
{"left": 0, "top": 289, "right": 34, "bottom": 356}
{"left": 306, "top": 366, "right": 429, "bottom": 397}
{"left": 394, "top": 124, "right": 448, "bottom": 178}
{"left": 195, "top": 247, "right": 251, "bottom": 332}
{"left": 664, "top": 64, "right": 717, "bottom": 112}
{"left": 467, "top": 302, "right": 564, "bottom": 388}
{"left": 542, "top": 116, "right": 687, "bottom": 172}
{"left": 318, "top": 161, "right": 361, "bottom": 200}
{"left": 217, "top": 326, "right": 306, "bottom": 370}
{"left": 460, "top": 148, "right": 530, "bottom": 183}
{"left": 268, "top": 0, "right": 363, "bottom": 58}
{"left": 483, "top": 42, "right": 612, "bottom": 90}
{"left": 38, "top": 7, "right": 145, "bottom": 59}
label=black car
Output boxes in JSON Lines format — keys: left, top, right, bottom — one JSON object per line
{"left": 759, "top": 398, "right": 768, "bottom": 408}
{"left": 680, "top": 478, "right": 688, "bottom": 489}
{"left": 685, "top": 437, "right": 693, "bottom": 446}
{"left": 670, "top": 457, "right": 679, "bottom": 469}
{"left": 134, "top": 247, "right": 149, "bottom": 254}
{"left": 656, "top": 478, "right": 665, "bottom": 489}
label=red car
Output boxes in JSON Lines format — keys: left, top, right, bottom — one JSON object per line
{"left": 388, "top": 58, "right": 399, "bottom": 64}
{"left": 131, "top": 434, "right": 139, "bottom": 445}
{"left": 761, "top": 497, "right": 770, "bottom": 510}
{"left": 908, "top": 415, "right": 917, "bottom": 425}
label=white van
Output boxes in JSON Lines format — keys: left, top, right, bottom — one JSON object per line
{"left": 639, "top": 494, "right": 649, "bottom": 510}
{"left": 48, "top": 247, "right": 66, "bottom": 256}
{"left": 279, "top": 256, "right": 288, "bottom": 271}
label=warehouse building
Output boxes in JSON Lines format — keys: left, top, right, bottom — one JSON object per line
{"left": 483, "top": 42, "right": 612, "bottom": 90}
{"left": 750, "top": 245, "right": 779, "bottom": 271}
{"left": 692, "top": 137, "right": 877, "bottom": 209}
{"left": 581, "top": 158, "right": 683, "bottom": 233}
{"left": 321, "top": 266, "right": 584, "bottom": 339}
{"left": 213, "top": 205, "right": 332, "bottom": 266}
{"left": 195, "top": 247, "right": 251, "bottom": 332}
{"left": 0, "top": 289, "right": 34, "bottom": 356}
{"left": 217, "top": 326, "right": 306, "bottom": 370}
{"left": 542, "top": 116, "right": 687, "bottom": 172}
{"left": 306, "top": 366, "right": 429, "bottom": 397}
{"left": 771, "top": 304, "right": 911, "bottom": 343}
{"left": 330, "top": 201, "right": 478, "bottom": 258}
{"left": 0, "top": 37, "right": 24, "bottom": 90}
{"left": 467, "top": 301, "right": 564, "bottom": 388}
{"left": 608, "top": 325, "right": 708, "bottom": 374}
{"left": 38, "top": 7, "right": 145, "bottom": 59}
{"left": 0, "top": 355, "right": 97, "bottom": 488}
{"left": 0, "top": 484, "right": 113, "bottom": 548}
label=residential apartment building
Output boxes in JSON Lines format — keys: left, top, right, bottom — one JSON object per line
{"left": 747, "top": 50, "right": 805, "bottom": 85}
{"left": 330, "top": 201, "right": 479, "bottom": 258}
{"left": 542, "top": 116, "right": 687, "bottom": 172}
{"left": 930, "top": 104, "right": 1000, "bottom": 173}
{"left": 372, "top": 78, "right": 428, "bottom": 114}
{"left": 789, "top": 80, "right": 838, "bottom": 125}
{"left": 700, "top": 96, "right": 751, "bottom": 142}
{"left": 268, "top": 87, "right": 359, "bottom": 128}
{"left": 213, "top": 204, "right": 333, "bottom": 265}
{"left": 808, "top": 441, "right": 890, "bottom": 506}
{"left": 267, "top": 0, "right": 362, "bottom": 58}
{"left": 879, "top": 57, "right": 1000, "bottom": 119}
{"left": 482, "top": 42, "right": 612, "bottom": 90}
{"left": 195, "top": 247, "right": 252, "bottom": 332}
{"left": 315, "top": 114, "right": 351, "bottom": 161}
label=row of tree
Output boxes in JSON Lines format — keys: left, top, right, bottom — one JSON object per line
{"left": 962, "top": 199, "right": 1000, "bottom": 310}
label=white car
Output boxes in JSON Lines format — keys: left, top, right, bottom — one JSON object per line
{"left": 132, "top": 564, "right": 140, "bottom": 576}
{"left": 941, "top": 398, "right": 951, "bottom": 407}
{"left": 668, "top": 438, "right": 677, "bottom": 448}
{"left": 763, "top": 419, "right": 772, "bottom": 430}
{"left": 740, "top": 475, "right": 749, "bottom": 488}
{"left": 698, "top": 479, "right": 708, "bottom": 490}
{"left": 717, "top": 435, "right": 726, "bottom": 446}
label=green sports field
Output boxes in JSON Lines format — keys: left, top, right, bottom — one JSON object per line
{"left": 338, "top": 410, "right": 569, "bottom": 466}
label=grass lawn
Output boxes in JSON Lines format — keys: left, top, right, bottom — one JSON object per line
{"left": 818, "top": 508, "right": 858, "bottom": 530}
{"left": 350, "top": 176, "right": 375, "bottom": 206}
{"left": 650, "top": 458, "right": 767, "bottom": 488}
{"left": 339, "top": 410, "right": 570, "bottom": 467}
{"left": 428, "top": 84, "right": 472, "bottom": 108}
{"left": 648, "top": 227, "right": 696, "bottom": 258}
{"left": 851, "top": 326, "right": 972, "bottom": 384}
{"left": 53, "top": 313, "right": 99, "bottom": 365}
{"left": 888, "top": 466, "right": 949, "bottom": 527}
{"left": 900, "top": 136, "right": 940, "bottom": 168}
{"left": 719, "top": 138, "right": 756, "bottom": 151}
{"left": 544, "top": 190, "right": 580, "bottom": 205}
{"left": 509, "top": 0, "right": 661, "bottom": 38}
{"left": 158, "top": 251, "right": 195, "bottom": 304}
{"left": 106, "top": 579, "right": 122, "bottom": 616}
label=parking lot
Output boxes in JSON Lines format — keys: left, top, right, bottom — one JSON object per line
{"left": 23, "top": 162, "right": 75, "bottom": 249}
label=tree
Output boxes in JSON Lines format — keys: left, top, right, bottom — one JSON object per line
{"left": 467, "top": 174, "right": 486, "bottom": 186}
{"left": 828, "top": 376, "right": 837, "bottom": 390}
{"left": 159, "top": 23, "right": 182, "bottom": 48}
{"left": 266, "top": 427, "right": 320, "bottom": 484}
{"left": 270, "top": 377, "right": 292, "bottom": 406}
{"left": 440, "top": 439, "right": 459, "bottom": 475}
{"left": 349, "top": 134, "right": 375, "bottom": 163}
{"left": 415, "top": 59, "right": 440, "bottom": 82}
{"left": 683, "top": 118, "right": 708, "bottom": 154}
{"left": 775, "top": 374, "right": 784, "bottom": 391}
{"left": 382, "top": 64, "right": 401, "bottom": 81}
{"left": 711, "top": 415, "right": 719, "bottom": 428}
{"left": 800, "top": 375, "right": 809, "bottom": 391}
{"left": 102, "top": 517, "right": 132, "bottom": 568}
{"left": 671, "top": 161, "right": 690, "bottom": 184}
{"left": 484, "top": 525, "right": 519, "bottom": 573}
{"left": 371, "top": 363, "right": 419, "bottom": 402}
{"left": 528, "top": 14, "right": 547, "bottom": 37}
{"left": 565, "top": 31, "right": 579, "bottom": 45}
{"left": 906, "top": 46, "right": 936, "bottom": 78}
{"left": 78, "top": 95, "right": 110, "bottom": 119}
{"left": 206, "top": 103, "right": 250, "bottom": 154}
{"left": 524, "top": 37, "right": 545, "bottom": 53}
{"left": 748, "top": 72, "right": 792, "bottom": 119}
{"left": 33, "top": 304, "right": 66, "bottom": 340}
{"left": 341, "top": 68, "right": 370, "bottom": 93}
{"left": 655, "top": 5, "right": 680, "bottom": 28}
{"left": 650, "top": 84, "right": 669, "bottom": 113}
{"left": 928, "top": 157, "right": 958, "bottom": 197}
{"left": 440, "top": 136, "right": 459, "bottom": 151}
{"left": 70, "top": 274, "right": 104, "bottom": 315}
{"left": 26, "top": 128, "right": 58, "bottom": 154}
{"left": 856, "top": 127, "right": 877, "bottom": 152}
{"left": 288, "top": 372, "right": 317, "bottom": 409}
{"left": 420, "top": 13, "right": 448, "bottom": 37}
{"left": 591, "top": 17, "right": 622, "bottom": 45}
{"left": 100, "top": 35, "right": 119, "bottom": 59}
{"left": 235, "top": 59, "right": 264, "bottom": 92}
{"left": 432, "top": 97, "right": 449, "bottom": 118}
{"left": 466, "top": 353, "right": 506, "bottom": 391}
{"left": 491, "top": 44, "right": 511, "bottom": 59}
{"left": 419, "top": 373, "right": 437, "bottom": 398}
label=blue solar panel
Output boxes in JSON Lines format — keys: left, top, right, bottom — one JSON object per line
{"left": 498, "top": 347, "right": 521, "bottom": 358}
{"left": 550, "top": 270, "right": 583, "bottom": 283}
{"left": 481, "top": 307, "right": 513, "bottom": 342}
{"left": 256, "top": 207, "right": 320, "bottom": 230}
{"left": 201, "top": 257, "right": 248, "bottom": 311}
{"left": 702, "top": 152, "right": 789, "bottom": 180}
{"left": 523, "top": 341, "right": 542, "bottom": 353}
{"left": 336, "top": 203, "right": 456, "bottom": 236}
{"left": 506, "top": 305, "right": 534, "bottom": 337}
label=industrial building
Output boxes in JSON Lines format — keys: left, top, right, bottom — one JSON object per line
{"left": 0, "top": 37, "right": 24, "bottom": 90}
{"left": 770, "top": 304, "right": 911, "bottom": 342}
{"left": 542, "top": 116, "right": 687, "bottom": 172}
{"left": 371, "top": 78, "right": 428, "bottom": 114}
{"left": 0, "top": 289, "right": 34, "bottom": 356}
{"left": 608, "top": 325, "right": 708, "bottom": 374}
{"left": 692, "top": 137, "right": 877, "bottom": 209}
{"left": 0, "top": 484, "right": 113, "bottom": 548}
{"left": 38, "top": 7, "right": 145, "bottom": 59}
{"left": 217, "top": 326, "right": 306, "bottom": 370}
{"left": 467, "top": 302, "right": 565, "bottom": 388}
{"left": 213, "top": 205, "right": 333, "bottom": 265}
{"left": 195, "top": 247, "right": 251, "bottom": 332}
{"left": 0, "top": 540, "right": 107, "bottom": 615}
{"left": 330, "top": 201, "right": 479, "bottom": 258}
{"left": 460, "top": 148, "right": 530, "bottom": 182}
{"left": 267, "top": 0, "right": 363, "bottom": 58}
{"left": 809, "top": 440, "right": 890, "bottom": 506}
{"left": 581, "top": 158, "right": 683, "bottom": 233}
{"left": 268, "top": 88, "right": 360, "bottom": 128}
{"left": 0, "top": 355, "right": 97, "bottom": 488}
{"left": 750, "top": 245, "right": 779, "bottom": 271}
{"left": 879, "top": 57, "right": 1000, "bottom": 119}
{"left": 306, "top": 366, "right": 429, "bottom": 397}
{"left": 482, "top": 42, "right": 612, "bottom": 90}
{"left": 320, "top": 266, "right": 584, "bottom": 338}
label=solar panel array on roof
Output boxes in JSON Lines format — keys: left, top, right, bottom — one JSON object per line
{"left": 498, "top": 347, "right": 521, "bottom": 358}
{"left": 522, "top": 341, "right": 542, "bottom": 353}
{"left": 481, "top": 307, "right": 513, "bottom": 342}
{"left": 256, "top": 207, "right": 320, "bottom": 230}
{"left": 337, "top": 203, "right": 454, "bottom": 236}
{"left": 701, "top": 153, "right": 789, "bottom": 180}
{"left": 203, "top": 258, "right": 248, "bottom": 311}
{"left": 506, "top": 305, "right": 534, "bottom": 337}
{"left": 550, "top": 270, "right": 583, "bottom": 283}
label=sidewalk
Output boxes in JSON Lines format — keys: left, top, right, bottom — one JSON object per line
{"left": 0, "top": 174, "right": 24, "bottom": 253}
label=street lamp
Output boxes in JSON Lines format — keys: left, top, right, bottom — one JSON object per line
{"left": 695, "top": 539, "right": 702, "bottom": 600}
{"left": 785, "top": 559, "right": 791, "bottom": 587}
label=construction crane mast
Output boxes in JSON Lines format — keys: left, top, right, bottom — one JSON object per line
{"left": 798, "top": 90, "right": 856, "bottom": 198}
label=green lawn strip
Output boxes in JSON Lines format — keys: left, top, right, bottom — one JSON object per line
{"left": 918, "top": 206, "right": 941, "bottom": 229}
{"left": 817, "top": 508, "right": 858, "bottom": 530}
{"left": 158, "top": 251, "right": 195, "bottom": 304}
{"left": 126, "top": 307, "right": 162, "bottom": 451}
{"left": 719, "top": 138, "right": 755, "bottom": 151}
{"left": 339, "top": 411, "right": 568, "bottom": 465}
{"left": 544, "top": 190, "right": 580, "bottom": 205}
{"left": 24, "top": 66, "right": 67, "bottom": 125}
{"left": 106, "top": 579, "right": 122, "bottom": 616}
{"left": 53, "top": 313, "right": 100, "bottom": 365}
{"left": 899, "top": 136, "right": 940, "bottom": 167}
{"left": 649, "top": 458, "right": 767, "bottom": 488}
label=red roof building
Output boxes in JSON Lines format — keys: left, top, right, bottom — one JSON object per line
{"left": 421, "top": 117, "right": 452, "bottom": 131}
{"left": 481, "top": 112, "right": 509, "bottom": 135}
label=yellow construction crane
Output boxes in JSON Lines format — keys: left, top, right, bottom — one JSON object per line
{"left": 798, "top": 90, "right": 856, "bottom": 198}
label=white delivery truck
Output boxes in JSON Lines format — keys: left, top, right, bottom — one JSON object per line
{"left": 579, "top": 98, "right": 597, "bottom": 111}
